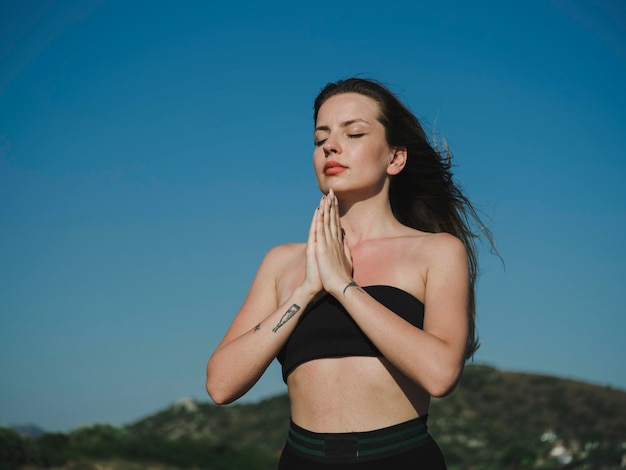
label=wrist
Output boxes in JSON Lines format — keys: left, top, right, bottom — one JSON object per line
{"left": 341, "top": 280, "right": 360, "bottom": 297}
{"left": 327, "top": 278, "right": 358, "bottom": 299}
{"left": 294, "top": 283, "right": 322, "bottom": 302}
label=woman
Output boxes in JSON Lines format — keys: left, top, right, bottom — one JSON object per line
{"left": 206, "top": 78, "right": 491, "bottom": 468}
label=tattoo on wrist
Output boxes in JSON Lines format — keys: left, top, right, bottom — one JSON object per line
{"left": 342, "top": 281, "right": 362, "bottom": 297}
{"left": 272, "top": 304, "right": 301, "bottom": 333}
{"left": 253, "top": 323, "right": 261, "bottom": 332}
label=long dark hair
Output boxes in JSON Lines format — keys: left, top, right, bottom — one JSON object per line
{"left": 314, "top": 77, "right": 495, "bottom": 359}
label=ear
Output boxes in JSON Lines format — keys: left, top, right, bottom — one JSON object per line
{"left": 387, "top": 147, "right": 407, "bottom": 176}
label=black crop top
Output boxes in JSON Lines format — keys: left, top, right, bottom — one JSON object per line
{"left": 276, "top": 285, "right": 425, "bottom": 382}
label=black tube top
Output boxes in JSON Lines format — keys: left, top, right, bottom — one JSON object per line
{"left": 276, "top": 285, "right": 425, "bottom": 382}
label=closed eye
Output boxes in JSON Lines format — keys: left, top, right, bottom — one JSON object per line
{"left": 314, "top": 133, "right": 365, "bottom": 146}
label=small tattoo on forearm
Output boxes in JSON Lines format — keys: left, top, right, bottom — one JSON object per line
{"left": 342, "top": 281, "right": 363, "bottom": 297}
{"left": 253, "top": 323, "right": 261, "bottom": 332}
{"left": 272, "top": 304, "right": 301, "bottom": 333}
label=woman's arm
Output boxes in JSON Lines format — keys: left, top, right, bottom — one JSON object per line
{"left": 206, "top": 210, "right": 323, "bottom": 405}
{"left": 315, "top": 192, "right": 469, "bottom": 397}
{"left": 334, "top": 234, "right": 469, "bottom": 397}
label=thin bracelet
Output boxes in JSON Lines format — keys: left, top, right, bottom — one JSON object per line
{"left": 342, "top": 281, "right": 359, "bottom": 297}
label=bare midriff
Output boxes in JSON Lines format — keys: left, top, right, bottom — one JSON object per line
{"left": 286, "top": 356, "right": 430, "bottom": 433}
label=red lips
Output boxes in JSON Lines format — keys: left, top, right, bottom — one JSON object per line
{"left": 323, "top": 161, "right": 347, "bottom": 175}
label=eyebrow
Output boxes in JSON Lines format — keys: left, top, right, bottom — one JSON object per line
{"left": 314, "top": 118, "right": 370, "bottom": 132}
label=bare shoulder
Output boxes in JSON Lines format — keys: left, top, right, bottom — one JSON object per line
{"left": 260, "top": 242, "right": 306, "bottom": 291}
{"left": 397, "top": 230, "right": 467, "bottom": 273}
{"left": 238, "top": 242, "right": 305, "bottom": 300}
{"left": 421, "top": 233, "right": 468, "bottom": 278}
{"left": 420, "top": 232, "right": 467, "bottom": 255}
{"left": 262, "top": 242, "right": 306, "bottom": 270}
{"left": 393, "top": 227, "right": 465, "bottom": 257}
{"left": 268, "top": 241, "right": 306, "bottom": 256}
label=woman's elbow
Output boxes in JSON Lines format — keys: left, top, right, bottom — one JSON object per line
{"left": 205, "top": 376, "right": 235, "bottom": 406}
{"left": 205, "top": 362, "right": 235, "bottom": 405}
{"left": 427, "top": 381, "right": 456, "bottom": 398}
{"left": 425, "top": 365, "right": 463, "bottom": 398}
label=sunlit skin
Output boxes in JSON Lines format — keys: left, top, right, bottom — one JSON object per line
{"left": 313, "top": 93, "right": 400, "bottom": 206}
{"left": 206, "top": 92, "right": 470, "bottom": 433}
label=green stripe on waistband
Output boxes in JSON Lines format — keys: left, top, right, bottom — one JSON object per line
{"left": 357, "top": 422, "right": 427, "bottom": 445}
{"left": 287, "top": 436, "right": 325, "bottom": 457}
{"left": 288, "top": 429, "right": 325, "bottom": 446}
{"left": 287, "top": 421, "right": 431, "bottom": 463}
{"left": 288, "top": 420, "right": 427, "bottom": 448}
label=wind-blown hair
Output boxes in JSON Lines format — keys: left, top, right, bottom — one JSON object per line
{"left": 314, "top": 77, "right": 494, "bottom": 359}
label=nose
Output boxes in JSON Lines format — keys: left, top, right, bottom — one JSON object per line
{"left": 323, "top": 134, "right": 341, "bottom": 156}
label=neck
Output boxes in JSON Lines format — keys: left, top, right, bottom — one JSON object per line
{"left": 337, "top": 191, "right": 401, "bottom": 243}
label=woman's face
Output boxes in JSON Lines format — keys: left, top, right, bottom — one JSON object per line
{"left": 313, "top": 92, "right": 397, "bottom": 197}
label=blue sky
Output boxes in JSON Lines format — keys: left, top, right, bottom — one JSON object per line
{"left": 1, "top": 0, "right": 625, "bottom": 432}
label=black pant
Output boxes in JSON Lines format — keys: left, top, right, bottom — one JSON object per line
{"left": 278, "top": 438, "right": 447, "bottom": 469}
{"left": 278, "top": 417, "right": 447, "bottom": 469}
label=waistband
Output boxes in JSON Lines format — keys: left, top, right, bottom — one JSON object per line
{"left": 286, "top": 415, "right": 433, "bottom": 463}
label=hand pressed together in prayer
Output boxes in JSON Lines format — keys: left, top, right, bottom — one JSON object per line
{"left": 302, "top": 188, "right": 353, "bottom": 299}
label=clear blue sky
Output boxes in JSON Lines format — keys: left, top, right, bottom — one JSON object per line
{"left": 1, "top": 0, "right": 624, "bottom": 432}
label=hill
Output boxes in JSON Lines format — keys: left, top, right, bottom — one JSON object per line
{"left": 128, "top": 364, "right": 626, "bottom": 467}
{"left": 428, "top": 365, "right": 626, "bottom": 466}
{"left": 3, "top": 364, "right": 625, "bottom": 469}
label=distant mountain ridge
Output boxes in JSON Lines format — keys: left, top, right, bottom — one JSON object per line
{"left": 7, "top": 424, "right": 46, "bottom": 439}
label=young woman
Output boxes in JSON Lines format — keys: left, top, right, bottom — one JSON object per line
{"left": 206, "top": 78, "right": 491, "bottom": 468}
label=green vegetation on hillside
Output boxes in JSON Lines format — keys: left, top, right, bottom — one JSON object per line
{"left": 0, "top": 424, "right": 277, "bottom": 470}
{"left": 2, "top": 365, "right": 625, "bottom": 469}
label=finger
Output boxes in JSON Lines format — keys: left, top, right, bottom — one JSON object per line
{"left": 321, "top": 191, "right": 332, "bottom": 242}
{"left": 316, "top": 196, "right": 327, "bottom": 248}
{"left": 307, "top": 206, "right": 318, "bottom": 247}
{"left": 330, "top": 191, "right": 342, "bottom": 240}
{"left": 327, "top": 190, "right": 339, "bottom": 240}
{"left": 343, "top": 232, "right": 353, "bottom": 270}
